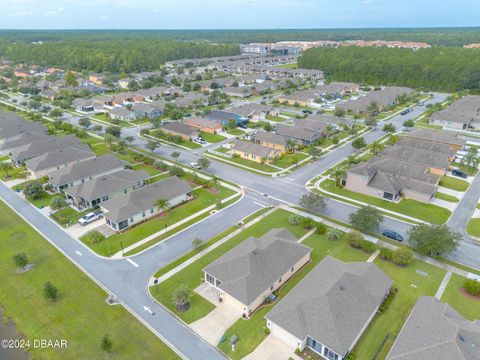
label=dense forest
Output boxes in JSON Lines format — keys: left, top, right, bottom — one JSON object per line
{"left": 298, "top": 47, "right": 480, "bottom": 93}
{"left": 0, "top": 38, "right": 239, "bottom": 73}
{"left": 1, "top": 28, "right": 480, "bottom": 46}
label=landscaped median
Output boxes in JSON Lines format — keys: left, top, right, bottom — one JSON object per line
{"left": 318, "top": 179, "right": 451, "bottom": 224}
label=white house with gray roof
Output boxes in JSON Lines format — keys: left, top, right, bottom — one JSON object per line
{"left": 386, "top": 296, "right": 480, "bottom": 360}
{"left": 101, "top": 176, "right": 193, "bottom": 231}
{"left": 265, "top": 256, "right": 392, "bottom": 360}
{"left": 203, "top": 228, "right": 311, "bottom": 318}
{"left": 0, "top": 112, "right": 47, "bottom": 142}
{"left": 0, "top": 132, "right": 48, "bottom": 156}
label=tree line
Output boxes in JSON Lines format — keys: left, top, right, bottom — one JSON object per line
{"left": 298, "top": 46, "right": 480, "bottom": 93}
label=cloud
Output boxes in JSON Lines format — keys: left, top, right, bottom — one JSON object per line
{"left": 46, "top": 10, "right": 57, "bottom": 17}
{"left": 8, "top": 11, "right": 33, "bottom": 16}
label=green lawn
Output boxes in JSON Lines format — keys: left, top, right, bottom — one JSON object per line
{"left": 50, "top": 207, "right": 86, "bottom": 227}
{"left": 212, "top": 153, "right": 279, "bottom": 173}
{"left": 0, "top": 200, "right": 178, "bottom": 360}
{"left": 0, "top": 165, "right": 27, "bottom": 181}
{"left": 265, "top": 115, "right": 285, "bottom": 122}
{"left": 353, "top": 258, "right": 446, "bottom": 360}
{"left": 466, "top": 218, "right": 480, "bottom": 237}
{"left": 150, "top": 209, "right": 309, "bottom": 324}
{"left": 270, "top": 152, "right": 309, "bottom": 169}
{"left": 218, "top": 231, "right": 371, "bottom": 359}
{"left": 441, "top": 273, "right": 480, "bottom": 321}
{"left": 320, "top": 180, "right": 451, "bottom": 224}
{"left": 90, "top": 143, "right": 112, "bottom": 156}
{"left": 434, "top": 191, "right": 459, "bottom": 203}
{"left": 275, "top": 63, "right": 297, "bottom": 69}
{"left": 93, "top": 113, "right": 131, "bottom": 127}
{"left": 226, "top": 128, "right": 245, "bottom": 136}
{"left": 81, "top": 186, "right": 235, "bottom": 256}
{"left": 30, "top": 192, "right": 62, "bottom": 209}
{"left": 131, "top": 163, "right": 162, "bottom": 176}
{"left": 439, "top": 176, "right": 469, "bottom": 191}
{"left": 200, "top": 132, "right": 226, "bottom": 143}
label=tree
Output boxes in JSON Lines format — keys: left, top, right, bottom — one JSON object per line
{"left": 13, "top": 252, "right": 28, "bottom": 268}
{"left": 402, "top": 119, "right": 415, "bottom": 129}
{"left": 78, "top": 117, "right": 91, "bottom": 128}
{"left": 197, "top": 157, "right": 211, "bottom": 171}
{"left": 104, "top": 133, "right": 116, "bottom": 149}
{"left": 367, "top": 101, "right": 380, "bottom": 117}
{"left": 331, "top": 168, "right": 346, "bottom": 187}
{"left": 364, "top": 117, "right": 377, "bottom": 128}
{"left": 349, "top": 206, "right": 383, "bottom": 233}
{"left": 383, "top": 123, "right": 396, "bottom": 133}
{"left": 49, "top": 108, "right": 63, "bottom": 118}
{"left": 172, "top": 285, "right": 191, "bottom": 312}
{"left": 146, "top": 140, "right": 159, "bottom": 152}
{"left": 299, "top": 193, "right": 327, "bottom": 213}
{"left": 369, "top": 142, "right": 384, "bottom": 156}
{"left": 0, "top": 162, "right": 13, "bottom": 178}
{"left": 65, "top": 71, "right": 78, "bottom": 86}
{"left": 461, "top": 147, "right": 478, "bottom": 174}
{"left": 105, "top": 126, "right": 121, "bottom": 138}
{"left": 116, "top": 138, "right": 127, "bottom": 153}
{"left": 23, "top": 180, "right": 43, "bottom": 200}
{"left": 263, "top": 122, "right": 273, "bottom": 132}
{"left": 43, "top": 281, "right": 59, "bottom": 301}
{"left": 85, "top": 230, "right": 105, "bottom": 244}
{"left": 125, "top": 135, "right": 135, "bottom": 143}
{"left": 327, "top": 228, "right": 342, "bottom": 241}
{"left": 192, "top": 238, "right": 204, "bottom": 253}
{"left": 393, "top": 247, "right": 413, "bottom": 266}
{"left": 156, "top": 198, "right": 171, "bottom": 215}
{"left": 170, "top": 151, "right": 180, "bottom": 160}
{"left": 50, "top": 196, "right": 68, "bottom": 210}
{"left": 352, "top": 137, "right": 367, "bottom": 150}
{"left": 100, "top": 335, "right": 113, "bottom": 353}
{"left": 308, "top": 145, "right": 321, "bottom": 159}
{"left": 285, "top": 139, "right": 297, "bottom": 153}
{"left": 408, "top": 223, "right": 461, "bottom": 256}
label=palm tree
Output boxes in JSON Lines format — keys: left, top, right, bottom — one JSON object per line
{"left": 285, "top": 139, "right": 296, "bottom": 153}
{"left": 327, "top": 228, "right": 342, "bottom": 241}
{"left": 156, "top": 198, "right": 171, "bottom": 215}
{"left": 172, "top": 285, "right": 191, "bottom": 312}
{"left": 325, "top": 125, "right": 336, "bottom": 138}
{"left": 331, "top": 168, "right": 346, "bottom": 187}
{"left": 116, "top": 138, "right": 127, "bottom": 153}
{"left": 104, "top": 133, "right": 116, "bottom": 149}
{"left": 461, "top": 147, "right": 479, "bottom": 174}
{"left": 367, "top": 101, "right": 380, "bottom": 118}
{"left": 0, "top": 162, "right": 13, "bottom": 178}
{"left": 346, "top": 155, "right": 359, "bottom": 166}
{"left": 370, "top": 142, "right": 385, "bottom": 156}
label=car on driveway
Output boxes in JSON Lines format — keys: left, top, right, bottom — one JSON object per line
{"left": 190, "top": 162, "right": 202, "bottom": 170}
{"left": 382, "top": 229, "right": 404, "bottom": 242}
{"left": 78, "top": 211, "right": 103, "bottom": 226}
{"left": 193, "top": 137, "right": 206, "bottom": 145}
{"left": 451, "top": 169, "right": 468, "bottom": 179}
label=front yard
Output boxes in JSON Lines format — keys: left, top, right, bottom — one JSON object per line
{"left": 201, "top": 132, "right": 226, "bottom": 143}
{"left": 319, "top": 179, "right": 451, "bottom": 224}
{"left": 466, "top": 218, "right": 480, "bottom": 237}
{"left": 439, "top": 176, "right": 469, "bottom": 191}
{"left": 440, "top": 273, "right": 480, "bottom": 321}
{"left": 50, "top": 207, "right": 87, "bottom": 227}
{"left": 208, "top": 152, "right": 279, "bottom": 173}
{"left": 270, "top": 152, "right": 310, "bottom": 169}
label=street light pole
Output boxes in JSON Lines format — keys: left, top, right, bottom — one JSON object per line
{"left": 120, "top": 240, "right": 124, "bottom": 256}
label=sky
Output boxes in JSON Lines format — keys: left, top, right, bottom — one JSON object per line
{"left": 0, "top": 0, "right": 479, "bottom": 29}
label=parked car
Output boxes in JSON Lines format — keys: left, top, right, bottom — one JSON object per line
{"left": 451, "top": 169, "right": 468, "bottom": 179}
{"left": 190, "top": 162, "right": 202, "bottom": 170}
{"left": 382, "top": 229, "right": 404, "bottom": 242}
{"left": 400, "top": 109, "right": 410, "bottom": 115}
{"left": 418, "top": 101, "right": 425, "bottom": 106}
{"left": 78, "top": 211, "right": 103, "bottom": 226}
{"left": 193, "top": 137, "right": 206, "bottom": 145}
{"left": 302, "top": 109, "right": 313, "bottom": 114}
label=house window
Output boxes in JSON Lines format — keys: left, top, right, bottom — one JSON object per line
{"left": 291, "top": 267, "right": 294, "bottom": 272}
{"left": 323, "top": 347, "right": 338, "bottom": 360}
{"left": 270, "top": 285, "right": 274, "bottom": 290}
{"left": 129, "top": 217, "right": 133, "bottom": 223}
{"left": 206, "top": 273, "right": 215, "bottom": 285}
{"left": 142, "top": 211, "right": 145, "bottom": 217}
{"left": 150, "top": 208, "right": 154, "bottom": 214}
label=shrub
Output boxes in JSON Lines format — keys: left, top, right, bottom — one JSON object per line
{"left": 379, "top": 287, "right": 398, "bottom": 313}
{"left": 361, "top": 240, "right": 377, "bottom": 254}
{"left": 332, "top": 137, "right": 340, "bottom": 145}
{"left": 155, "top": 161, "right": 169, "bottom": 171}
{"left": 288, "top": 214, "right": 301, "bottom": 226}
{"left": 50, "top": 196, "right": 68, "bottom": 210}
{"left": 169, "top": 166, "right": 185, "bottom": 177}
{"left": 464, "top": 279, "right": 480, "bottom": 296}
{"left": 85, "top": 230, "right": 105, "bottom": 245}
{"left": 346, "top": 230, "right": 364, "bottom": 248}
{"left": 315, "top": 222, "right": 327, "bottom": 235}
{"left": 23, "top": 180, "right": 43, "bottom": 199}
{"left": 13, "top": 252, "right": 28, "bottom": 268}
{"left": 345, "top": 352, "right": 356, "bottom": 360}
{"left": 301, "top": 217, "right": 316, "bottom": 229}
{"left": 393, "top": 247, "right": 413, "bottom": 266}
{"left": 379, "top": 247, "right": 394, "bottom": 261}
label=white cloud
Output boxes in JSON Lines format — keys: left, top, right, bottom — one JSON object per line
{"left": 8, "top": 11, "right": 32, "bottom": 16}
{"left": 46, "top": 10, "right": 57, "bottom": 17}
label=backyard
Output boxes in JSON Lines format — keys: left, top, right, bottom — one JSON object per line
{"left": 200, "top": 131, "right": 226, "bottom": 143}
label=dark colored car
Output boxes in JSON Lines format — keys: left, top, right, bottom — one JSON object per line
{"left": 451, "top": 169, "right": 468, "bottom": 179}
{"left": 302, "top": 110, "right": 313, "bottom": 114}
{"left": 382, "top": 229, "right": 404, "bottom": 242}
{"left": 400, "top": 109, "right": 410, "bottom": 115}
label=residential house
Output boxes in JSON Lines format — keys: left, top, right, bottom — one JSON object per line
{"left": 266, "top": 256, "right": 392, "bottom": 360}
{"left": 406, "top": 128, "right": 466, "bottom": 151}
{"left": 223, "top": 86, "right": 252, "bottom": 98}
{"left": 72, "top": 98, "right": 95, "bottom": 112}
{"left": 131, "top": 103, "right": 163, "bottom": 119}
{"left": 203, "top": 228, "right": 311, "bottom": 317}
{"left": 292, "top": 118, "right": 329, "bottom": 134}
{"left": 275, "top": 123, "right": 322, "bottom": 145}
{"left": 158, "top": 122, "right": 200, "bottom": 141}
{"left": 386, "top": 296, "right": 480, "bottom": 360}
{"left": 89, "top": 74, "right": 106, "bottom": 86}
{"left": 64, "top": 169, "right": 149, "bottom": 209}
{"left": 101, "top": 176, "right": 193, "bottom": 231}
{"left": 315, "top": 82, "right": 359, "bottom": 98}
{"left": 184, "top": 117, "right": 223, "bottom": 134}
{"left": 232, "top": 104, "right": 279, "bottom": 122}
{"left": 395, "top": 138, "right": 457, "bottom": 158}
{"left": 0, "top": 112, "right": 47, "bottom": 142}
{"left": 0, "top": 132, "right": 48, "bottom": 156}
{"left": 253, "top": 131, "right": 287, "bottom": 152}
{"left": 109, "top": 107, "right": 136, "bottom": 121}
{"left": 277, "top": 90, "right": 319, "bottom": 107}
{"left": 430, "top": 95, "right": 480, "bottom": 130}
{"left": 206, "top": 110, "right": 247, "bottom": 127}
{"left": 118, "top": 78, "right": 133, "bottom": 89}
{"left": 48, "top": 155, "right": 126, "bottom": 192}
{"left": 231, "top": 139, "right": 281, "bottom": 163}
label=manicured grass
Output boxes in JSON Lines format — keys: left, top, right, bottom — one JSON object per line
{"left": 466, "top": 218, "right": 480, "bottom": 237}
{"left": 320, "top": 179, "right": 451, "bottom": 224}
{"left": 0, "top": 155, "right": 9, "bottom": 161}
{"left": 441, "top": 273, "right": 480, "bottom": 321}
{"left": 279, "top": 111, "right": 297, "bottom": 118}
{"left": 93, "top": 113, "right": 131, "bottom": 127}
{"left": 29, "top": 192, "right": 62, "bottom": 209}
{"left": 150, "top": 130, "right": 202, "bottom": 149}
{"left": 218, "top": 231, "right": 371, "bottom": 359}
{"left": 275, "top": 63, "right": 297, "bottom": 69}
{"left": 131, "top": 163, "right": 162, "bottom": 176}
{"left": 200, "top": 131, "right": 226, "bottom": 143}
{"left": 439, "top": 176, "right": 469, "bottom": 191}
{"left": 0, "top": 201, "right": 178, "bottom": 360}
{"left": 353, "top": 258, "right": 446, "bottom": 359}
{"left": 265, "top": 115, "right": 285, "bottom": 122}
{"left": 212, "top": 154, "right": 279, "bottom": 173}
{"left": 0, "top": 165, "right": 26, "bottom": 181}
{"left": 50, "top": 207, "right": 86, "bottom": 227}
{"left": 226, "top": 128, "right": 245, "bottom": 136}
{"left": 150, "top": 209, "right": 309, "bottom": 324}
{"left": 270, "top": 152, "right": 309, "bottom": 169}
{"left": 81, "top": 186, "right": 235, "bottom": 256}
{"left": 90, "top": 143, "right": 112, "bottom": 156}
{"left": 434, "top": 191, "right": 459, "bottom": 203}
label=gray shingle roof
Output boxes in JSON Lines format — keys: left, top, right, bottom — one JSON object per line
{"left": 0, "top": 132, "right": 48, "bottom": 152}
{"left": 101, "top": 176, "right": 192, "bottom": 222}
{"left": 396, "top": 138, "right": 457, "bottom": 156}
{"left": 253, "top": 130, "right": 287, "bottom": 147}
{"left": 407, "top": 129, "right": 466, "bottom": 147}
{"left": 159, "top": 122, "right": 199, "bottom": 137}
{"left": 431, "top": 95, "right": 480, "bottom": 125}
{"left": 11, "top": 135, "right": 81, "bottom": 163}
{"left": 48, "top": 155, "right": 126, "bottom": 187}
{"left": 275, "top": 123, "right": 321, "bottom": 142}
{"left": 203, "top": 228, "right": 312, "bottom": 305}
{"left": 379, "top": 145, "right": 450, "bottom": 169}
{"left": 25, "top": 144, "right": 95, "bottom": 171}
{"left": 387, "top": 296, "right": 480, "bottom": 360}
{"left": 0, "top": 112, "right": 47, "bottom": 139}
{"left": 64, "top": 169, "right": 149, "bottom": 202}
{"left": 266, "top": 256, "right": 392, "bottom": 357}
{"left": 232, "top": 139, "right": 279, "bottom": 158}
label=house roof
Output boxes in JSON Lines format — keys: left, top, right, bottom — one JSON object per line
{"left": 131, "top": 103, "right": 161, "bottom": 114}
{"left": 396, "top": 138, "right": 457, "bottom": 156}
{"left": 231, "top": 103, "right": 273, "bottom": 117}
{"left": 184, "top": 116, "right": 222, "bottom": 130}
{"left": 253, "top": 130, "right": 287, "bottom": 146}
{"left": 406, "top": 129, "right": 466, "bottom": 147}
{"left": 110, "top": 107, "right": 135, "bottom": 118}
{"left": 379, "top": 145, "right": 450, "bottom": 169}
{"left": 431, "top": 95, "right": 480, "bottom": 125}
{"left": 0, "top": 132, "right": 48, "bottom": 152}
{"left": 266, "top": 256, "right": 392, "bottom": 357}
{"left": 25, "top": 144, "right": 95, "bottom": 171}
{"left": 275, "top": 123, "right": 321, "bottom": 142}
{"left": 386, "top": 296, "right": 480, "bottom": 360}
{"left": 232, "top": 139, "right": 279, "bottom": 158}
{"left": 64, "top": 169, "right": 149, "bottom": 202}
{"left": 203, "top": 228, "right": 312, "bottom": 305}
{"left": 11, "top": 135, "right": 82, "bottom": 163}
{"left": 101, "top": 176, "right": 192, "bottom": 223}
{"left": 48, "top": 155, "right": 126, "bottom": 187}
{"left": 207, "top": 110, "right": 244, "bottom": 123}
{"left": 159, "top": 122, "right": 199, "bottom": 137}
{"left": 293, "top": 118, "right": 329, "bottom": 133}
{"left": 0, "top": 112, "right": 47, "bottom": 140}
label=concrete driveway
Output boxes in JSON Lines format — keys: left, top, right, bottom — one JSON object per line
{"left": 66, "top": 218, "right": 106, "bottom": 238}
{"left": 243, "top": 334, "right": 300, "bottom": 360}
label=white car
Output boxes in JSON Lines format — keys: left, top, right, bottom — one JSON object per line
{"left": 78, "top": 211, "right": 103, "bottom": 226}
{"left": 190, "top": 162, "right": 202, "bottom": 170}
{"left": 193, "top": 137, "right": 206, "bottom": 145}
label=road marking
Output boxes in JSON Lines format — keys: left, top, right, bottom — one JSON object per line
{"left": 75, "top": 250, "right": 82, "bottom": 256}
{"left": 245, "top": 195, "right": 269, "bottom": 206}
{"left": 254, "top": 201, "right": 267, "bottom": 208}
{"left": 143, "top": 305, "right": 153, "bottom": 314}
{"left": 126, "top": 258, "right": 139, "bottom": 268}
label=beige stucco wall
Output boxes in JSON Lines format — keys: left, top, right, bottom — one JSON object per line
{"left": 345, "top": 172, "right": 381, "bottom": 198}
{"left": 268, "top": 320, "right": 305, "bottom": 350}
{"left": 402, "top": 188, "right": 433, "bottom": 203}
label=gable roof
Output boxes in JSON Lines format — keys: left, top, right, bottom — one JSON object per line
{"left": 11, "top": 135, "right": 82, "bottom": 163}
{"left": 406, "top": 128, "right": 466, "bottom": 147}
{"left": 159, "top": 121, "right": 199, "bottom": 137}
{"left": 396, "top": 138, "right": 457, "bottom": 156}
{"left": 275, "top": 123, "right": 321, "bottom": 142}
{"left": 379, "top": 145, "right": 450, "bottom": 169}
{"left": 232, "top": 139, "right": 279, "bottom": 158}
{"left": 253, "top": 130, "right": 287, "bottom": 147}
{"left": 0, "top": 112, "right": 47, "bottom": 139}
{"left": 266, "top": 256, "right": 392, "bottom": 357}
{"left": 0, "top": 132, "right": 49, "bottom": 152}
{"left": 25, "top": 144, "right": 95, "bottom": 171}
{"left": 48, "top": 155, "right": 126, "bottom": 187}
{"left": 387, "top": 296, "right": 480, "bottom": 360}
{"left": 203, "top": 228, "right": 312, "bottom": 305}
